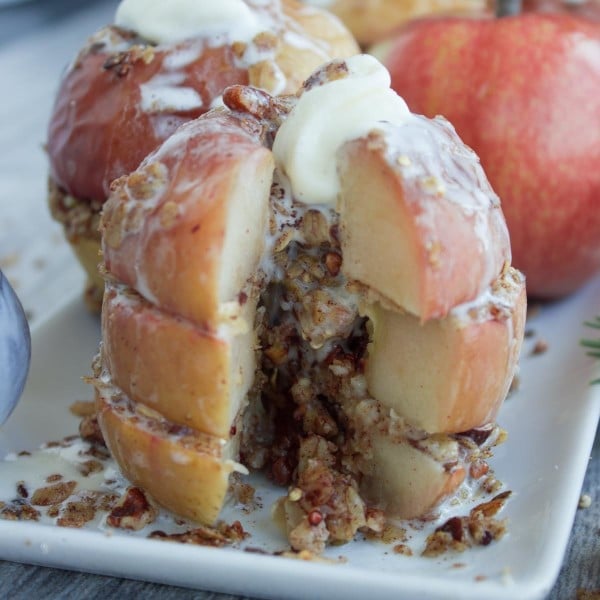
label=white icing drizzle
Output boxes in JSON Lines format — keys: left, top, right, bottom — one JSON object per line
{"left": 140, "top": 82, "right": 203, "bottom": 114}
{"left": 376, "top": 114, "right": 511, "bottom": 294}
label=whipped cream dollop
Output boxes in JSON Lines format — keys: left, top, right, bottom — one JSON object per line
{"left": 115, "top": 0, "right": 264, "bottom": 44}
{"left": 272, "top": 55, "right": 411, "bottom": 206}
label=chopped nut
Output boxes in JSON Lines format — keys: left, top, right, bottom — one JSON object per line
{"left": 578, "top": 494, "right": 592, "bottom": 509}
{"left": 107, "top": 487, "right": 158, "bottom": 530}
{"left": 69, "top": 401, "right": 96, "bottom": 418}
{"left": 471, "top": 491, "right": 511, "bottom": 518}
{"left": 423, "top": 493, "right": 510, "bottom": 557}
{"left": 324, "top": 252, "right": 342, "bottom": 276}
{"left": 469, "top": 459, "right": 489, "bottom": 479}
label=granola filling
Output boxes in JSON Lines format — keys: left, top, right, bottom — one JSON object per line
{"left": 238, "top": 176, "right": 502, "bottom": 554}
{"left": 47, "top": 178, "right": 103, "bottom": 244}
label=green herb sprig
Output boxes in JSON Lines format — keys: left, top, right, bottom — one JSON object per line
{"left": 582, "top": 316, "right": 600, "bottom": 384}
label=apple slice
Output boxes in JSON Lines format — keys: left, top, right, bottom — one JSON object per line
{"left": 364, "top": 266, "right": 526, "bottom": 434}
{"left": 101, "top": 111, "right": 274, "bottom": 327}
{"left": 96, "top": 383, "right": 244, "bottom": 525}
{"left": 102, "top": 282, "right": 257, "bottom": 438}
{"left": 357, "top": 432, "right": 466, "bottom": 519}
{"left": 337, "top": 119, "right": 511, "bottom": 322}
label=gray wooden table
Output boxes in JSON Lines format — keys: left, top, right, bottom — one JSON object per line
{"left": 0, "top": 1, "right": 597, "bottom": 598}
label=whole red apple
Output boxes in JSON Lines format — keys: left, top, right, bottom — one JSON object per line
{"left": 375, "top": 11, "right": 600, "bottom": 298}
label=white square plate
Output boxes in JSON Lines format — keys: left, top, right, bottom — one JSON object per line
{"left": 0, "top": 276, "right": 598, "bottom": 600}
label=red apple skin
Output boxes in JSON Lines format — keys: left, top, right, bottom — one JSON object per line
{"left": 523, "top": 0, "right": 600, "bottom": 21}
{"left": 378, "top": 13, "right": 600, "bottom": 298}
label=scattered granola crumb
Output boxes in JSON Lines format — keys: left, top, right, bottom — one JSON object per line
{"left": 393, "top": 543, "right": 413, "bottom": 556}
{"left": 30, "top": 481, "right": 77, "bottom": 506}
{"left": 78, "top": 459, "right": 104, "bottom": 477}
{"left": 107, "top": 487, "right": 158, "bottom": 530}
{"left": 16, "top": 482, "right": 28, "bottom": 499}
{"left": 365, "top": 521, "right": 407, "bottom": 544}
{"left": 57, "top": 498, "right": 97, "bottom": 528}
{"left": 0, "top": 500, "right": 40, "bottom": 521}
{"left": 46, "top": 473, "right": 63, "bottom": 483}
{"left": 230, "top": 478, "right": 256, "bottom": 505}
{"left": 531, "top": 339, "right": 549, "bottom": 356}
{"left": 149, "top": 520, "right": 248, "bottom": 547}
{"left": 578, "top": 494, "right": 592, "bottom": 509}
{"left": 422, "top": 492, "right": 511, "bottom": 557}
{"left": 475, "top": 575, "right": 487, "bottom": 582}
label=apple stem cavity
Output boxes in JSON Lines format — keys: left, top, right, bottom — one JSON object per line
{"left": 496, "top": 0, "right": 522, "bottom": 17}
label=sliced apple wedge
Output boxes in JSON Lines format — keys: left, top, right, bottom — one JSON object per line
{"left": 364, "top": 266, "right": 526, "bottom": 434}
{"left": 337, "top": 119, "right": 511, "bottom": 322}
{"left": 101, "top": 111, "right": 274, "bottom": 327}
{"left": 357, "top": 433, "right": 466, "bottom": 519}
{"left": 102, "top": 282, "right": 257, "bottom": 438}
{"left": 96, "top": 383, "right": 244, "bottom": 525}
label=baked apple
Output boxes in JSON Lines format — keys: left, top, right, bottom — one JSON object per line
{"left": 47, "top": 0, "right": 358, "bottom": 309}
{"left": 93, "top": 55, "right": 525, "bottom": 551}
{"left": 302, "top": 0, "right": 488, "bottom": 46}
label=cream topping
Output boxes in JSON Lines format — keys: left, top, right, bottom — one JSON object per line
{"left": 272, "top": 55, "right": 411, "bottom": 206}
{"left": 115, "top": 0, "right": 264, "bottom": 45}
